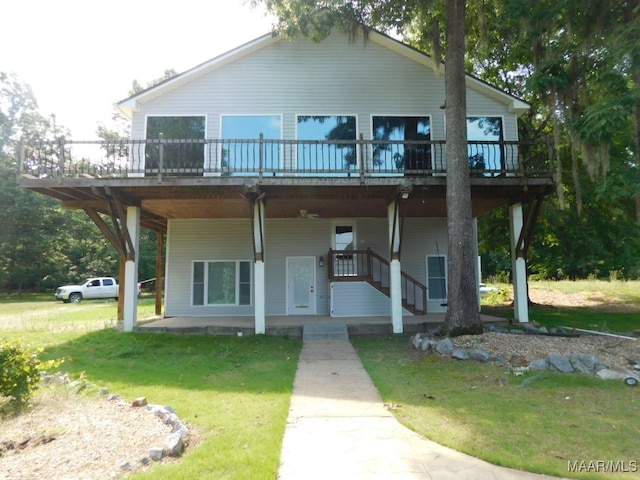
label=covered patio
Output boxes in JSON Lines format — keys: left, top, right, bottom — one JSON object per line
{"left": 135, "top": 313, "right": 507, "bottom": 338}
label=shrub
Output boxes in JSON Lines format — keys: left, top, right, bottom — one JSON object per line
{"left": 0, "top": 340, "right": 61, "bottom": 404}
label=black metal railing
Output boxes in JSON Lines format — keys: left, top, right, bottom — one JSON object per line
{"left": 18, "top": 137, "right": 554, "bottom": 180}
{"left": 328, "top": 248, "right": 427, "bottom": 314}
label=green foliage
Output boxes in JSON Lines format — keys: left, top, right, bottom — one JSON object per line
{"left": 0, "top": 340, "right": 62, "bottom": 404}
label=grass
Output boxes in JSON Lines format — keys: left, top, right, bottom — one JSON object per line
{"left": 481, "top": 280, "right": 640, "bottom": 333}
{"left": 1, "top": 280, "right": 639, "bottom": 479}
{"left": 352, "top": 335, "right": 640, "bottom": 479}
{"left": 0, "top": 296, "right": 301, "bottom": 479}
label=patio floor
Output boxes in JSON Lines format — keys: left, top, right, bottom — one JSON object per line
{"left": 135, "top": 313, "right": 508, "bottom": 337}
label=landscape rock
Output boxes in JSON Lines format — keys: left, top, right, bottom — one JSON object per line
{"left": 470, "top": 348, "right": 490, "bottom": 362}
{"left": 451, "top": 349, "right": 470, "bottom": 360}
{"left": 149, "top": 447, "right": 164, "bottom": 461}
{"left": 419, "top": 338, "right": 432, "bottom": 351}
{"left": 569, "top": 353, "right": 602, "bottom": 375}
{"left": 435, "top": 338, "right": 454, "bottom": 355}
{"left": 132, "top": 397, "right": 148, "bottom": 407}
{"left": 549, "top": 354, "right": 575, "bottom": 373}
{"left": 165, "top": 432, "right": 185, "bottom": 456}
{"left": 528, "top": 358, "right": 550, "bottom": 371}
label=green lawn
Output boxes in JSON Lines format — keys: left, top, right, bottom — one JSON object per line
{"left": 0, "top": 296, "right": 301, "bottom": 479}
{"left": 1, "top": 281, "right": 639, "bottom": 479}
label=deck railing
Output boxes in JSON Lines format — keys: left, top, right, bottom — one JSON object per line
{"left": 18, "top": 137, "right": 554, "bottom": 180}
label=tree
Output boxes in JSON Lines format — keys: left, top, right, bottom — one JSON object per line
{"left": 252, "top": 0, "right": 481, "bottom": 332}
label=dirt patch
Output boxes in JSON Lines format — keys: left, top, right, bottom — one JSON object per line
{"left": 0, "top": 387, "right": 201, "bottom": 480}
{"left": 527, "top": 288, "right": 639, "bottom": 312}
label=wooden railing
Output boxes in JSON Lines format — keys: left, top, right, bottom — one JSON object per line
{"left": 328, "top": 248, "right": 428, "bottom": 315}
{"left": 18, "top": 137, "right": 554, "bottom": 180}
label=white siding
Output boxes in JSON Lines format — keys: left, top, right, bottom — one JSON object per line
{"left": 130, "top": 33, "right": 518, "bottom": 144}
{"left": 330, "top": 282, "right": 411, "bottom": 317}
{"left": 165, "top": 218, "right": 333, "bottom": 316}
{"left": 165, "top": 219, "right": 254, "bottom": 317}
{"left": 164, "top": 216, "right": 457, "bottom": 316}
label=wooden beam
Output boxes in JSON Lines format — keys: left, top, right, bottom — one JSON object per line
{"left": 155, "top": 232, "right": 164, "bottom": 316}
{"left": 515, "top": 194, "right": 544, "bottom": 258}
{"left": 84, "top": 208, "right": 125, "bottom": 257}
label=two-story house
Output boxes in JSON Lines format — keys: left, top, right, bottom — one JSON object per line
{"left": 18, "top": 27, "right": 554, "bottom": 334}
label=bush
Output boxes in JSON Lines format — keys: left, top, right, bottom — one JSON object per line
{"left": 0, "top": 340, "right": 61, "bottom": 404}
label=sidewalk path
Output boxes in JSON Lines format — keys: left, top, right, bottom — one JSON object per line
{"left": 278, "top": 339, "right": 560, "bottom": 480}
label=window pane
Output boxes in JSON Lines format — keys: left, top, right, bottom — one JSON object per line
{"left": 373, "top": 116, "right": 431, "bottom": 172}
{"left": 208, "top": 262, "right": 236, "bottom": 304}
{"left": 297, "top": 115, "right": 356, "bottom": 173}
{"left": 193, "top": 262, "right": 205, "bottom": 306}
{"left": 146, "top": 116, "right": 205, "bottom": 174}
{"left": 221, "top": 115, "right": 281, "bottom": 173}
{"left": 427, "top": 256, "right": 446, "bottom": 300}
{"left": 467, "top": 117, "right": 503, "bottom": 171}
{"left": 239, "top": 261, "right": 251, "bottom": 305}
{"left": 428, "top": 256, "right": 445, "bottom": 276}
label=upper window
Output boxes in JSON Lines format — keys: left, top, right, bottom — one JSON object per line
{"left": 221, "top": 115, "right": 282, "bottom": 174}
{"left": 466, "top": 117, "right": 504, "bottom": 172}
{"left": 146, "top": 116, "right": 205, "bottom": 174}
{"left": 297, "top": 115, "right": 357, "bottom": 174}
{"left": 372, "top": 116, "right": 431, "bottom": 172}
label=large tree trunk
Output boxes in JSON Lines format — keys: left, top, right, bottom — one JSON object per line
{"left": 443, "top": 0, "right": 482, "bottom": 334}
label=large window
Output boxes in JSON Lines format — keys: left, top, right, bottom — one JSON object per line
{"left": 193, "top": 260, "right": 251, "bottom": 306}
{"left": 221, "top": 115, "right": 282, "bottom": 174}
{"left": 466, "top": 117, "right": 504, "bottom": 172}
{"left": 372, "top": 116, "right": 431, "bottom": 172}
{"left": 297, "top": 115, "right": 357, "bottom": 174}
{"left": 146, "top": 116, "right": 205, "bottom": 174}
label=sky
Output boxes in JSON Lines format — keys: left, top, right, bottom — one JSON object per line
{"left": 1, "top": 0, "right": 274, "bottom": 139}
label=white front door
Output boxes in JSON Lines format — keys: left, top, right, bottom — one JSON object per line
{"left": 287, "top": 257, "right": 316, "bottom": 315}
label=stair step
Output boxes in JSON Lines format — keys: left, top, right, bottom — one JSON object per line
{"left": 303, "top": 323, "right": 349, "bottom": 341}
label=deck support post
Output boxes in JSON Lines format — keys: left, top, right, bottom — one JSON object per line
{"left": 123, "top": 206, "right": 140, "bottom": 332}
{"left": 509, "top": 203, "right": 529, "bottom": 322}
{"left": 253, "top": 197, "right": 266, "bottom": 334}
{"left": 388, "top": 200, "right": 403, "bottom": 333}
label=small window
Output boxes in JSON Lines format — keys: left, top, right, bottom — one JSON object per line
{"left": 103, "top": 279, "right": 114, "bottom": 286}
{"left": 193, "top": 260, "right": 252, "bottom": 306}
{"left": 427, "top": 256, "right": 447, "bottom": 301}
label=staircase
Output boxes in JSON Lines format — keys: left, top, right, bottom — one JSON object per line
{"left": 327, "top": 248, "right": 427, "bottom": 315}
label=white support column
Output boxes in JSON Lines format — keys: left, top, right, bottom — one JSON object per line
{"left": 123, "top": 206, "right": 140, "bottom": 332}
{"left": 388, "top": 201, "right": 403, "bottom": 334}
{"left": 509, "top": 203, "right": 529, "bottom": 323}
{"left": 253, "top": 199, "right": 266, "bottom": 334}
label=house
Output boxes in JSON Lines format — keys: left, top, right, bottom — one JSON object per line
{"left": 18, "top": 27, "right": 554, "bottom": 334}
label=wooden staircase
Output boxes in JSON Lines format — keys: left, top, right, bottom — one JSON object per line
{"left": 327, "top": 248, "right": 427, "bottom": 315}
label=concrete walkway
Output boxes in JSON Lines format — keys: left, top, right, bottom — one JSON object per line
{"left": 278, "top": 338, "right": 560, "bottom": 480}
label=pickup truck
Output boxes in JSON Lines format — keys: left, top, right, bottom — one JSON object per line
{"left": 55, "top": 277, "right": 141, "bottom": 303}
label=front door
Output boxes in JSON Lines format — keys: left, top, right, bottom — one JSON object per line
{"left": 287, "top": 257, "right": 316, "bottom": 315}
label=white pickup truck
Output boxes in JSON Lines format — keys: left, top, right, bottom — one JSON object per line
{"left": 55, "top": 277, "right": 140, "bottom": 303}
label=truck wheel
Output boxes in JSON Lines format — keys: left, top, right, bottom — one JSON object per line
{"left": 69, "top": 292, "right": 83, "bottom": 303}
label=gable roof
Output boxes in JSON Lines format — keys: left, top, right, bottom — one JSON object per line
{"left": 117, "top": 28, "right": 529, "bottom": 118}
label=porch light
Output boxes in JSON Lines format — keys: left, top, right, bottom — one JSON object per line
{"left": 319, "top": 256, "right": 324, "bottom": 267}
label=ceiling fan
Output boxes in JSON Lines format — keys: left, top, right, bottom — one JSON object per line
{"left": 298, "top": 209, "right": 320, "bottom": 219}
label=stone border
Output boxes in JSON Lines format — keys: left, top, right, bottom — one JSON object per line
{"left": 410, "top": 331, "right": 640, "bottom": 385}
